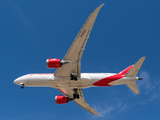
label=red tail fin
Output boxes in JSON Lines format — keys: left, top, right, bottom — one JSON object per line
{"left": 119, "top": 65, "right": 133, "bottom": 75}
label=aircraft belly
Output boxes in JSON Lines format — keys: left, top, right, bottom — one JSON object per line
{"left": 24, "top": 78, "right": 50, "bottom": 86}
{"left": 51, "top": 76, "right": 92, "bottom": 89}
{"left": 24, "top": 73, "right": 116, "bottom": 88}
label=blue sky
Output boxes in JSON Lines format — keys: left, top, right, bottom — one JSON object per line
{"left": 0, "top": 0, "right": 160, "bottom": 119}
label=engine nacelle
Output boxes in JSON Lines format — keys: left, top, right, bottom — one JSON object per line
{"left": 46, "top": 58, "right": 62, "bottom": 68}
{"left": 55, "top": 95, "right": 69, "bottom": 104}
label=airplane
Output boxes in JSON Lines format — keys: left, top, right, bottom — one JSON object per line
{"left": 14, "top": 4, "right": 146, "bottom": 116}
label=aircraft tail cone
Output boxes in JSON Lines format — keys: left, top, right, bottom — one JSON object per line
{"left": 138, "top": 78, "right": 142, "bottom": 80}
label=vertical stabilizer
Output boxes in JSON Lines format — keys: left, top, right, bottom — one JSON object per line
{"left": 125, "top": 57, "right": 146, "bottom": 77}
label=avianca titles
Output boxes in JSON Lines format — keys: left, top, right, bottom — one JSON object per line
{"left": 14, "top": 4, "right": 146, "bottom": 116}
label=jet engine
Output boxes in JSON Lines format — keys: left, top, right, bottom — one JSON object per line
{"left": 46, "top": 58, "right": 62, "bottom": 68}
{"left": 55, "top": 95, "right": 69, "bottom": 104}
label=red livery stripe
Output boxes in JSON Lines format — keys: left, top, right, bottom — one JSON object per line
{"left": 93, "top": 74, "right": 124, "bottom": 86}
{"left": 119, "top": 65, "right": 133, "bottom": 75}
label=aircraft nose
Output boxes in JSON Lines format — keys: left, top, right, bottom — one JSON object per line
{"left": 14, "top": 78, "right": 20, "bottom": 85}
{"left": 14, "top": 76, "right": 26, "bottom": 89}
{"left": 13, "top": 79, "right": 16, "bottom": 84}
{"left": 14, "top": 77, "right": 24, "bottom": 85}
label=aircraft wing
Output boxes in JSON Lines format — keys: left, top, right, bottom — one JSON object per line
{"left": 54, "top": 4, "right": 104, "bottom": 77}
{"left": 58, "top": 88, "right": 100, "bottom": 116}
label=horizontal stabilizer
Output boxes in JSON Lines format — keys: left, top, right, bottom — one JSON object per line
{"left": 126, "top": 81, "right": 139, "bottom": 94}
{"left": 125, "top": 57, "right": 146, "bottom": 77}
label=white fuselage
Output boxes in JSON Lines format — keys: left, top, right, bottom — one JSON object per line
{"left": 14, "top": 73, "right": 139, "bottom": 89}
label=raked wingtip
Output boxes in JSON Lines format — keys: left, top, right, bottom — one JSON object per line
{"left": 99, "top": 3, "right": 105, "bottom": 8}
{"left": 101, "top": 3, "right": 105, "bottom": 6}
